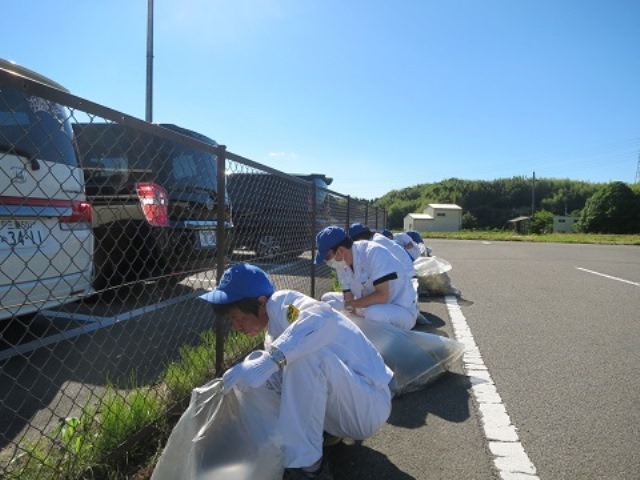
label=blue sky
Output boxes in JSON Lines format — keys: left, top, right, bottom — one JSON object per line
{"left": 4, "top": 0, "right": 640, "bottom": 199}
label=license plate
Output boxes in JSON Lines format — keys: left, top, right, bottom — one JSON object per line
{"left": 0, "top": 220, "right": 45, "bottom": 249}
{"left": 198, "top": 230, "right": 216, "bottom": 248}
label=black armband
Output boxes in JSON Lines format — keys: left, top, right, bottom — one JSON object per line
{"left": 373, "top": 273, "right": 398, "bottom": 285}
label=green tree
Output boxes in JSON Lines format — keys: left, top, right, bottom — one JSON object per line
{"left": 578, "top": 182, "right": 640, "bottom": 233}
{"left": 374, "top": 177, "right": 608, "bottom": 230}
{"left": 461, "top": 211, "right": 478, "bottom": 229}
{"left": 530, "top": 209, "right": 554, "bottom": 234}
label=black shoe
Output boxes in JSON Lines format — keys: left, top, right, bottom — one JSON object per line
{"left": 283, "top": 458, "right": 333, "bottom": 479}
{"left": 322, "top": 431, "right": 344, "bottom": 447}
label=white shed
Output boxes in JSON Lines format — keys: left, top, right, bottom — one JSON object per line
{"left": 404, "top": 203, "right": 462, "bottom": 232}
{"left": 553, "top": 215, "right": 579, "bottom": 233}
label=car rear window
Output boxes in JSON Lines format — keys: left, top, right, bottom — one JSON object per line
{"left": 74, "top": 124, "right": 220, "bottom": 197}
{"left": 73, "top": 124, "right": 153, "bottom": 196}
{"left": 0, "top": 87, "right": 77, "bottom": 166}
{"left": 157, "top": 143, "right": 218, "bottom": 191}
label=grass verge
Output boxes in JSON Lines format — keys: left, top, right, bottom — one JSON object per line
{"left": 3, "top": 328, "right": 250, "bottom": 480}
{"left": 421, "top": 231, "right": 640, "bottom": 245}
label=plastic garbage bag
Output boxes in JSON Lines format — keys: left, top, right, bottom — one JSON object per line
{"left": 418, "top": 243, "right": 433, "bottom": 257}
{"left": 414, "top": 256, "right": 452, "bottom": 275}
{"left": 151, "top": 379, "right": 284, "bottom": 480}
{"left": 347, "top": 314, "right": 465, "bottom": 397}
{"left": 414, "top": 256, "right": 461, "bottom": 297}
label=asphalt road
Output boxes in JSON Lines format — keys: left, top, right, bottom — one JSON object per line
{"left": 2, "top": 241, "right": 639, "bottom": 479}
{"left": 333, "top": 239, "right": 638, "bottom": 480}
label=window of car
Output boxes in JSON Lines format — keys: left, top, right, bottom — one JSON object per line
{"left": 159, "top": 144, "right": 218, "bottom": 192}
{"left": 0, "top": 88, "right": 77, "bottom": 167}
{"left": 172, "top": 153, "right": 199, "bottom": 180}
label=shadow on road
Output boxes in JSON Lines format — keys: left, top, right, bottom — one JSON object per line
{"left": 327, "top": 441, "right": 416, "bottom": 480}
{"left": 388, "top": 372, "right": 472, "bottom": 429}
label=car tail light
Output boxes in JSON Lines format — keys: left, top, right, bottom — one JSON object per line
{"left": 60, "top": 200, "right": 93, "bottom": 230}
{"left": 136, "top": 182, "right": 168, "bottom": 227}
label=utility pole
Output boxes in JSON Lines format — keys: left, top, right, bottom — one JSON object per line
{"left": 145, "top": 0, "right": 154, "bottom": 122}
{"left": 531, "top": 171, "right": 536, "bottom": 216}
{"left": 635, "top": 152, "right": 640, "bottom": 184}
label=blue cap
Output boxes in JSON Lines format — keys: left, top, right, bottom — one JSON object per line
{"left": 381, "top": 228, "right": 393, "bottom": 239}
{"left": 406, "top": 230, "right": 424, "bottom": 244}
{"left": 348, "top": 222, "right": 369, "bottom": 238}
{"left": 199, "top": 263, "right": 274, "bottom": 304}
{"left": 315, "top": 226, "right": 347, "bottom": 264}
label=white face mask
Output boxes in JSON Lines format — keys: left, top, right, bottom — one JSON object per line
{"left": 326, "top": 258, "right": 346, "bottom": 270}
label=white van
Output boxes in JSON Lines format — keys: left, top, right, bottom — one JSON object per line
{"left": 0, "top": 59, "right": 94, "bottom": 320}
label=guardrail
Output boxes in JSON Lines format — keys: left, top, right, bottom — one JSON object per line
{"left": 0, "top": 67, "right": 386, "bottom": 477}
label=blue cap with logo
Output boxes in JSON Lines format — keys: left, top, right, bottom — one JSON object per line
{"left": 314, "top": 226, "right": 348, "bottom": 265}
{"left": 199, "top": 263, "right": 274, "bottom": 304}
{"left": 348, "top": 222, "right": 370, "bottom": 238}
{"left": 381, "top": 228, "right": 393, "bottom": 239}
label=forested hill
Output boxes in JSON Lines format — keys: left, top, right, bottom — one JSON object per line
{"left": 374, "top": 177, "right": 604, "bottom": 229}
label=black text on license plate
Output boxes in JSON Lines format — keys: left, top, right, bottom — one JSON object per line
{"left": 0, "top": 227, "right": 44, "bottom": 248}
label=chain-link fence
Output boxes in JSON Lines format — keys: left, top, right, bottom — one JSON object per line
{"left": 0, "top": 65, "right": 387, "bottom": 477}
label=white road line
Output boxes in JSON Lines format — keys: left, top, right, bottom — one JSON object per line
{"left": 445, "top": 295, "right": 539, "bottom": 480}
{"left": 576, "top": 267, "right": 640, "bottom": 287}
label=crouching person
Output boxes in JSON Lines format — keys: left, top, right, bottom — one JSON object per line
{"left": 201, "top": 263, "right": 393, "bottom": 480}
{"left": 316, "top": 226, "right": 418, "bottom": 330}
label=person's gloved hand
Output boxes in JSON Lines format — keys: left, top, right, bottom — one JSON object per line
{"left": 222, "top": 350, "right": 279, "bottom": 394}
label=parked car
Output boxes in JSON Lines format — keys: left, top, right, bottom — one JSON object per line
{"left": 0, "top": 59, "right": 94, "bottom": 320}
{"left": 226, "top": 172, "right": 332, "bottom": 259}
{"left": 72, "top": 122, "right": 232, "bottom": 288}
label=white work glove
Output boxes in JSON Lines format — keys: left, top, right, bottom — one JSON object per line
{"left": 222, "top": 350, "right": 279, "bottom": 394}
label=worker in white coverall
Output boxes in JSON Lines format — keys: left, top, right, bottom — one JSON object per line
{"left": 405, "top": 229, "right": 433, "bottom": 257}
{"left": 393, "top": 231, "right": 422, "bottom": 261}
{"left": 200, "top": 263, "right": 393, "bottom": 480}
{"left": 316, "top": 226, "right": 417, "bottom": 330}
{"left": 348, "top": 223, "right": 429, "bottom": 325}
{"left": 348, "top": 223, "right": 416, "bottom": 279}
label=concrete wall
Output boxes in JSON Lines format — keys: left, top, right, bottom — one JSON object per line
{"left": 404, "top": 216, "right": 433, "bottom": 231}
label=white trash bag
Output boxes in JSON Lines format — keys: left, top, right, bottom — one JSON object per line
{"left": 152, "top": 379, "right": 284, "bottom": 480}
{"left": 347, "top": 315, "right": 465, "bottom": 397}
{"left": 414, "top": 256, "right": 461, "bottom": 297}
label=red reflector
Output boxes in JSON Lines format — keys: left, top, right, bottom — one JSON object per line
{"left": 60, "top": 201, "right": 93, "bottom": 229}
{"left": 136, "top": 182, "right": 168, "bottom": 227}
{"left": 60, "top": 201, "right": 92, "bottom": 223}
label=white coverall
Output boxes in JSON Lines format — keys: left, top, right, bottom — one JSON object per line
{"left": 370, "top": 232, "right": 416, "bottom": 279}
{"left": 368, "top": 232, "right": 422, "bottom": 320}
{"left": 393, "top": 232, "right": 421, "bottom": 261}
{"left": 321, "top": 240, "right": 417, "bottom": 330}
{"left": 263, "top": 290, "right": 393, "bottom": 469}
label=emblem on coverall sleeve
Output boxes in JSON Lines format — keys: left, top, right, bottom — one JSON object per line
{"left": 286, "top": 304, "right": 300, "bottom": 323}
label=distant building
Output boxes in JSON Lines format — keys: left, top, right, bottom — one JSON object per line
{"left": 404, "top": 203, "right": 462, "bottom": 232}
{"left": 553, "top": 215, "right": 579, "bottom": 233}
{"left": 506, "top": 216, "right": 531, "bottom": 234}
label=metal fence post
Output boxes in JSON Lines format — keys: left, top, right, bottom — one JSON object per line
{"left": 311, "top": 182, "right": 317, "bottom": 298}
{"left": 364, "top": 203, "right": 369, "bottom": 227}
{"left": 215, "top": 145, "right": 227, "bottom": 374}
{"left": 346, "top": 196, "right": 351, "bottom": 231}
